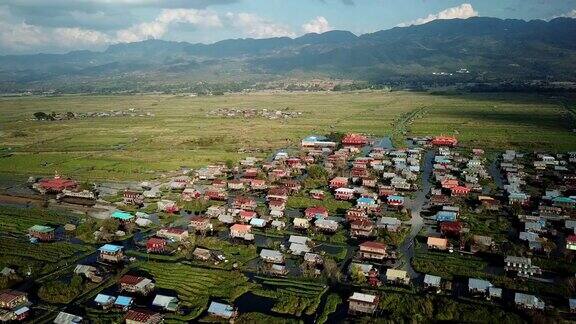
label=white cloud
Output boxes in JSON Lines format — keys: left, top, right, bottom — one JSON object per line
{"left": 55, "top": 27, "right": 111, "bottom": 46}
{"left": 0, "top": 19, "right": 110, "bottom": 53}
{"left": 0, "top": 5, "right": 298, "bottom": 53}
{"left": 302, "top": 16, "right": 332, "bottom": 34}
{"left": 551, "top": 9, "right": 576, "bottom": 19}
{"left": 397, "top": 3, "right": 478, "bottom": 27}
{"left": 226, "top": 12, "right": 295, "bottom": 38}
{"left": 116, "top": 8, "right": 222, "bottom": 42}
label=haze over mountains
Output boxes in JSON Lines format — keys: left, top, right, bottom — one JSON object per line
{"left": 1, "top": 16, "right": 576, "bottom": 92}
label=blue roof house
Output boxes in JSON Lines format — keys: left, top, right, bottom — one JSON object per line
{"left": 435, "top": 211, "right": 457, "bottom": 222}
{"left": 98, "top": 244, "right": 124, "bottom": 263}
{"left": 111, "top": 211, "right": 134, "bottom": 222}
{"left": 208, "top": 301, "right": 235, "bottom": 319}
{"left": 114, "top": 296, "right": 133, "bottom": 310}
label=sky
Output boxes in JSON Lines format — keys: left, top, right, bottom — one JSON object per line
{"left": 0, "top": 0, "right": 575, "bottom": 55}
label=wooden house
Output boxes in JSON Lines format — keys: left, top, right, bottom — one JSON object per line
{"left": 350, "top": 219, "right": 375, "bottom": 237}
{"left": 28, "top": 225, "right": 55, "bottom": 241}
{"left": 189, "top": 217, "right": 213, "bottom": 233}
{"left": 123, "top": 190, "right": 144, "bottom": 206}
{"left": 125, "top": 309, "right": 163, "bottom": 324}
{"left": 304, "top": 206, "right": 329, "bottom": 219}
{"left": 293, "top": 217, "right": 311, "bottom": 230}
{"left": 156, "top": 228, "right": 189, "bottom": 242}
{"left": 427, "top": 237, "right": 448, "bottom": 251}
{"left": 98, "top": 244, "right": 124, "bottom": 263}
{"left": 250, "top": 179, "right": 267, "bottom": 190}
{"left": 440, "top": 221, "right": 462, "bottom": 237}
{"left": 0, "top": 290, "right": 27, "bottom": 310}
{"left": 431, "top": 136, "right": 458, "bottom": 147}
{"left": 233, "top": 196, "right": 257, "bottom": 211}
{"left": 259, "top": 249, "right": 284, "bottom": 264}
{"left": 119, "top": 275, "right": 155, "bottom": 295}
{"left": 228, "top": 179, "right": 245, "bottom": 190}
{"left": 386, "top": 269, "right": 410, "bottom": 285}
{"left": 146, "top": 238, "right": 167, "bottom": 253}
{"left": 330, "top": 177, "right": 349, "bottom": 189}
{"left": 335, "top": 188, "right": 355, "bottom": 200}
{"left": 193, "top": 248, "right": 212, "bottom": 261}
{"left": 451, "top": 186, "right": 470, "bottom": 197}
{"left": 348, "top": 292, "right": 378, "bottom": 314}
{"left": 359, "top": 241, "right": 387, "bottom": 261}
{"left": 342, "top": 134, "right": 368, "bottom": 147}
{"left": 229, "top": 224, "right": 253, "bottom": 240}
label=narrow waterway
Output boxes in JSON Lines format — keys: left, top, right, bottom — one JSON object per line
{"left": 398, "top": 149, "right": 435, "bottom": 279}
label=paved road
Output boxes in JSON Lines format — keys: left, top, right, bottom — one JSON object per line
{"left": 398, "top": 149, "right": 435, "bottom": 279}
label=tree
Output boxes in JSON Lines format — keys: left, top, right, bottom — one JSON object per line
{"left": 540, "top": 239, "right": 556, "bottom": 258}
{"left": 323, "top": 257, "right": 342, "bottom": 283}
{"left": 308, "top": 165, "right": 328, "bottom": 180}
{"left": 100, "top": 218, "right": 120, "bottom": 235}
{"left": 33, "top": 111, "right": 53, "bottom": 120}
{"left": 350, "top": 264, "right": 367, "bottom": 285}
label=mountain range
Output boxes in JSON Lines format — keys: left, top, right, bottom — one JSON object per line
{"left": 1, "top": 16, "right": 576, "bottom": 92}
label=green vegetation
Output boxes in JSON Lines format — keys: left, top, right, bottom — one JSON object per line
{"left": 379, "top": 292, "right": 522, "bottom": 323}
{"left": 412, "top": 250, "right": 488, "bottom": 280}
{"left": 253, "top": 276, "right": 327, "bottom": 316}
{"left": 0, "top": 205, "right": 79, "bottom": 235}
{"left": 378, "top": 226, "right": 410, "bottom": 247}
{"left": 137, "top": 262, "right": 254, "bottom": 321}
{"left": 0, "top": 236, "right": 93, "bottom": 276}
{"left": 460, "top": 210, "right": 511, "bottom": 242}
{"left": 236, "top": 312, "right": 301, "bottom": 324}
{"left": 38, "top": 275, "right": 84, "bottom": 304}
{"left": 317, "top": 293, "right": 342, "bottom": 324}
{"left": 195, "top": 236, "right": 258, "bottom": 268}
{"left": 1, "top": 92, "right": 574, "bottom": 181}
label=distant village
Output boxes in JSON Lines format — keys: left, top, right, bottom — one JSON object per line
{"left": 1, "top": 131, "right": 576, "bottom": 323}
{"left": 32, "top": 109, "right": 154, "bottom": 121}
{"left": 206, "top": 108, "right": 302, "bottom": 120}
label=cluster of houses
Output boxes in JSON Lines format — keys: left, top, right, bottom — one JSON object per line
{"left": 500, "top": 151, "right": 576, "bottom": 253}
{"left": 207, "top": 107, "right": 301, "bottom": 119}
{"left": 14, "top": 133, "right": 576, "bottom": 322}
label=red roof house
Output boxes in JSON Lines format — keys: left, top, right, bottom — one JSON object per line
{"left": 441, "top": 179, "right": 460, "bottom": 189}
{"left": 35, "top": 174, "right": 77, "bottom": 193}
{"left": 451, "top": 186, "right": 471, "bottom": 196}
{"left": 359, "top": 241, "right": 388, "bottom": 260}
{"left": 342, "top": 133, "right": 368, "bottom": 146}
{"left": 125, "top": 309, "right": 163, "bottom": 324}
{"left": 440, "top": 221, "right": 462, "bottom": 236}
{"left": 330, "top": 177, "right": 349, "bottom": 189}
{"left": 431, "top": 136, "right": 458, "bottom": 147}
{"left": 304, "top": 206, "right": 329, "bottom": 219}
{"left": 239, "top": 210, "right": 257, "bottom": 222}
{"left": 146, "top": 238, "right": 167, "bottom": 253}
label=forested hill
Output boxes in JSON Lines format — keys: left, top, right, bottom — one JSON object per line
{"left": 1, "top": 17, "right": 576, "bottom": 92}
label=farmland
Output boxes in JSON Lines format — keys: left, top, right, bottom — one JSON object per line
{"left": 136, "top": 262, "right": 254, "bottom": 321}
{"left": 0, "top": 91, "right": 574, "bottom": 181}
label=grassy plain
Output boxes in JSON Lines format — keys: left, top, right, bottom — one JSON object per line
{"left": 0, "top": 91, "right": 574, "bottom": 181}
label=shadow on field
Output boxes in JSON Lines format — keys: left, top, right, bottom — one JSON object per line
{"left": 425, "top": 92, "right": 576, "bottom": 131}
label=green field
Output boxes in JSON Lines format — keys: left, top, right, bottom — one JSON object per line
{"left": 0, "top": 91, "right": 575, "bottom": 181}
{"left": 0, "top": 205, "right": 79, "bottom": 235}
{"left": 136, "top": 262, "right": 254, "bottom": 321}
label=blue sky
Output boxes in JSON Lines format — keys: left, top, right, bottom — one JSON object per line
{"left": 0, "top": 0, "right": 575, "bottom": 54}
